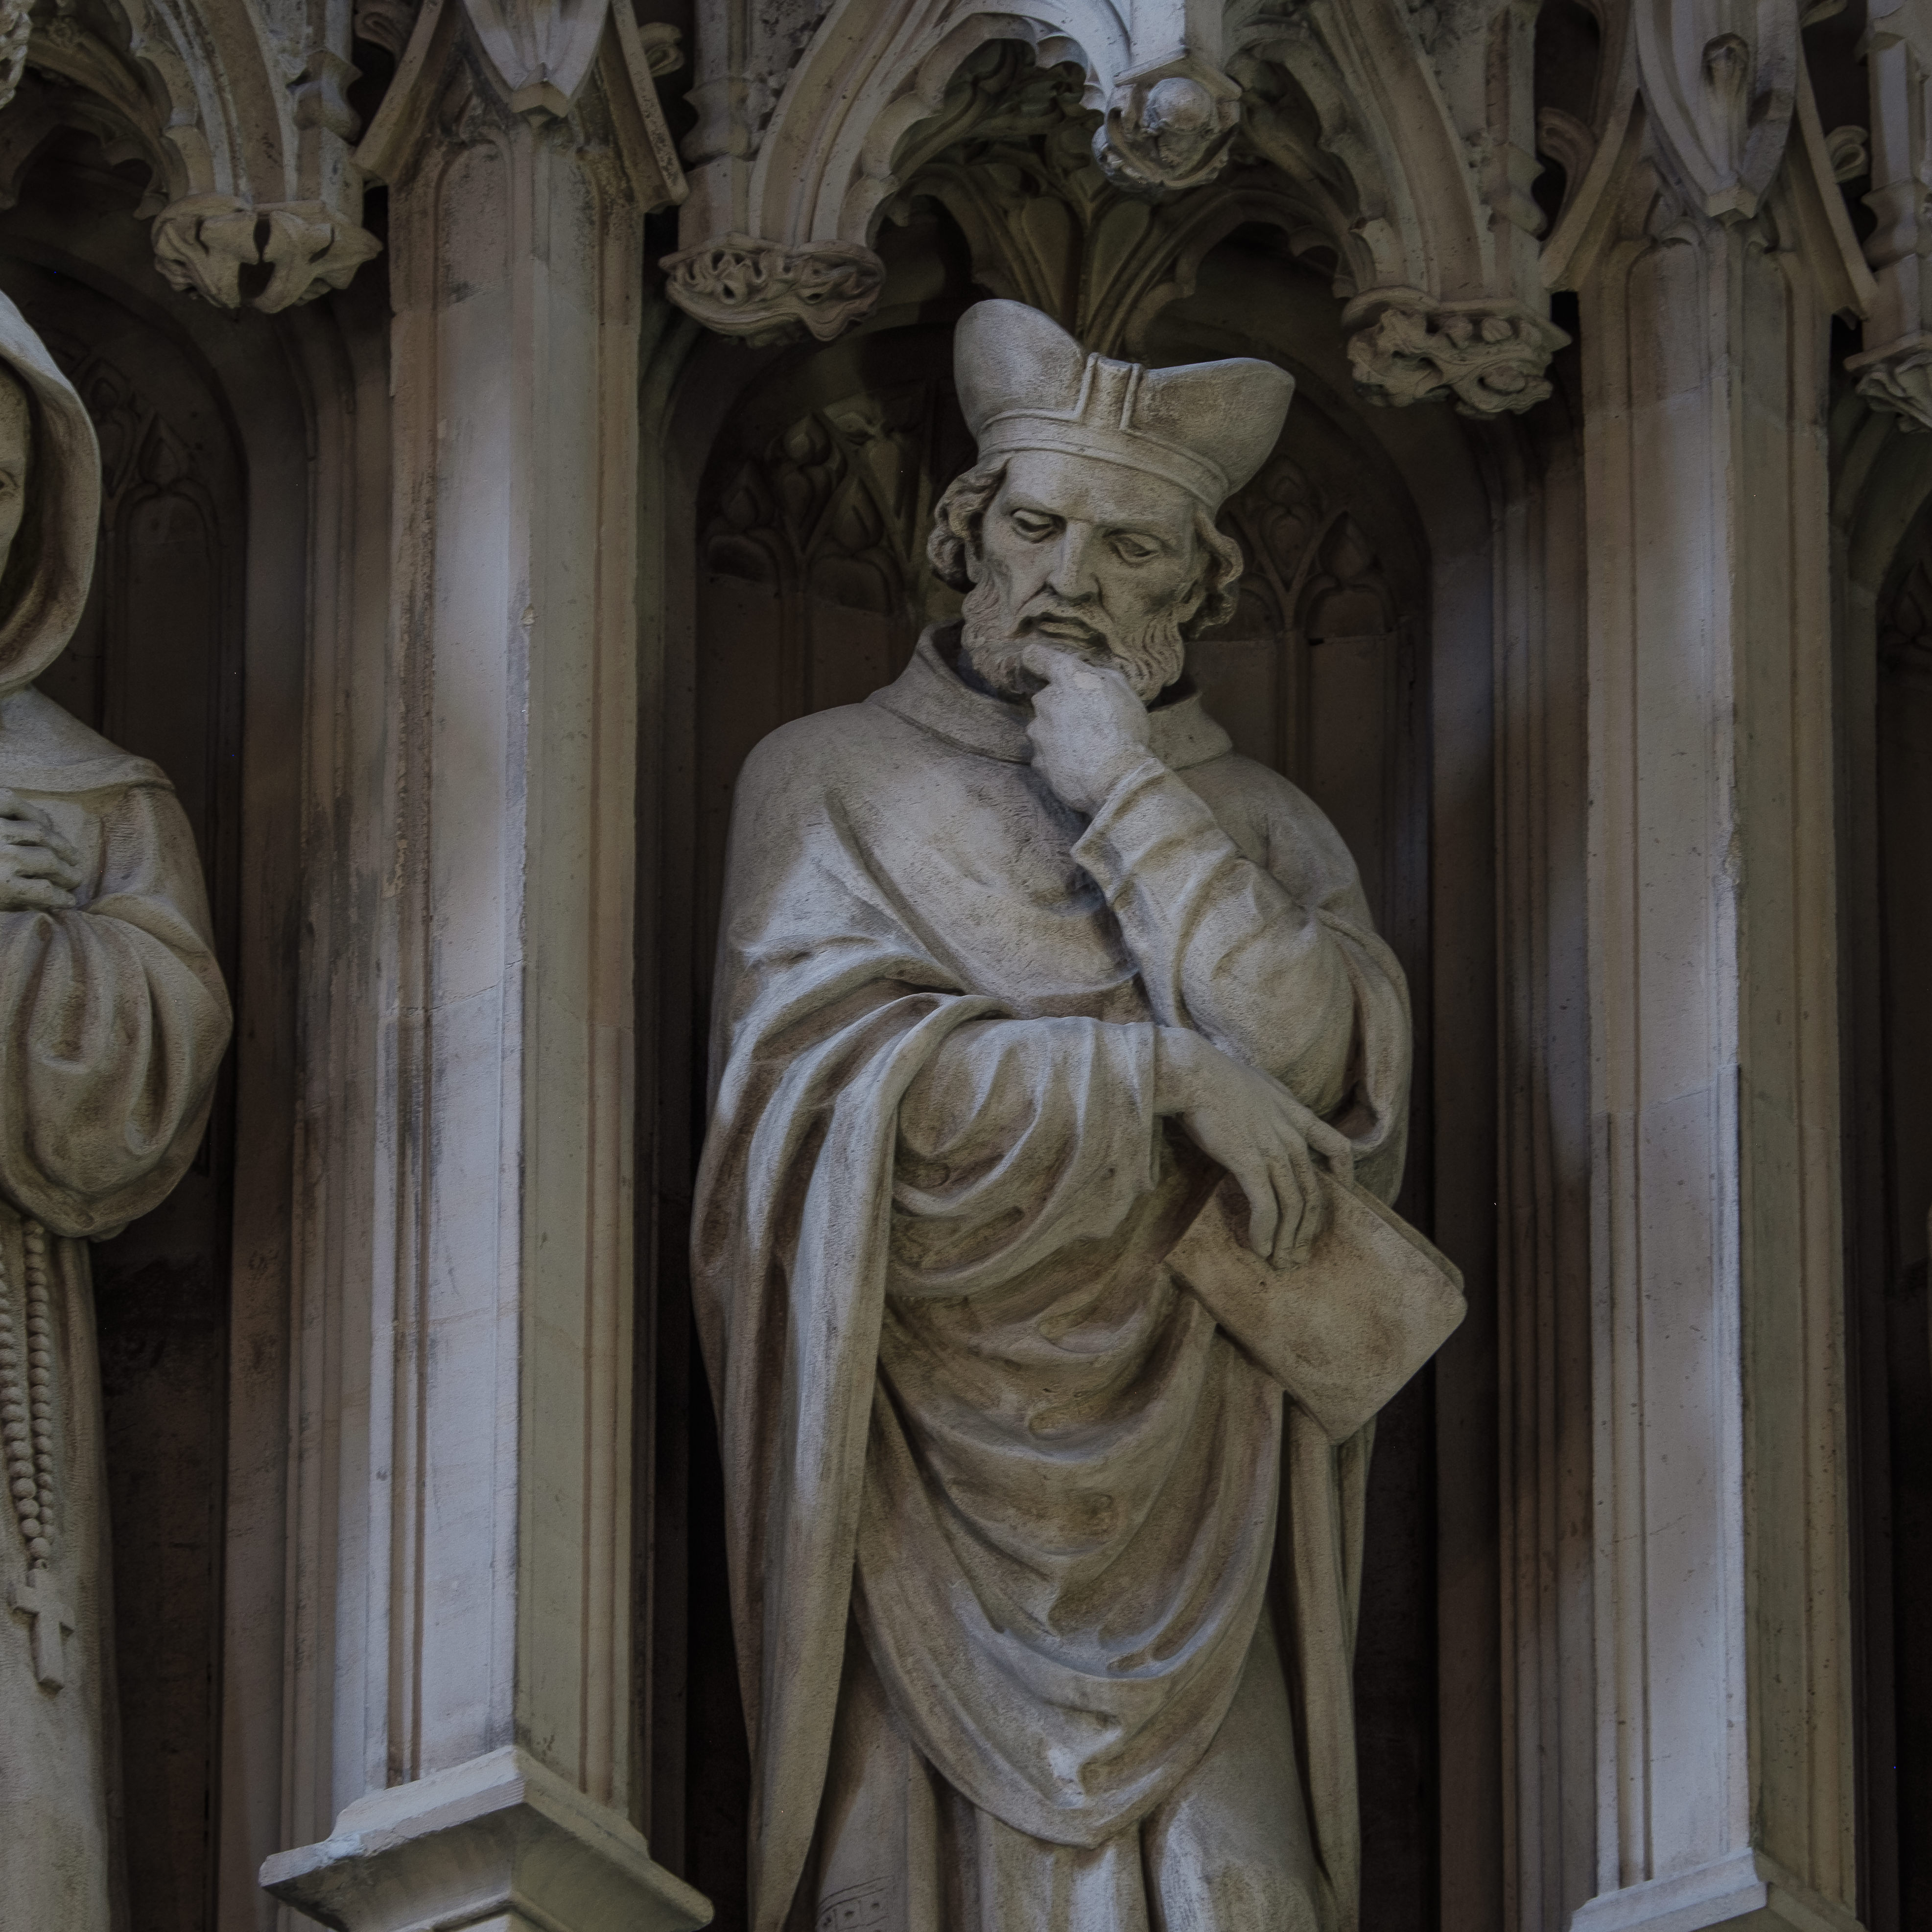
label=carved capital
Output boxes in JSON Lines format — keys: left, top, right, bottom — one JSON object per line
{"left": 1847, "top": 332, "right": 1932, "bottom": 433}
{"left": 152, "top": 194, "right": 382, "bottom": 313}
{"left": 1092, "top": 60, "right": 1242, "bottom": 195}
{"left": 1343, "top": 291, "right": 1569, "bottom": 416}
{"left": 660, "top": 232, "right": 884, "bottom": 346}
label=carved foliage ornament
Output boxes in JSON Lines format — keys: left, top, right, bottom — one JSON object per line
{"left": 1343, "top": 292, "right": 1570, "bottom": 416}
{"left": 661, "top": 232, "right": 886, "bottom": 346}
{"left": 151, "top": 194, "right": 384, "bottom": 313}
{"left": 1849, "top": 335, "right": 1932, "bottom": 434}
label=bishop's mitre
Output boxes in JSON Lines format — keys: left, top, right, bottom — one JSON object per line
{"left": 953, "top": 299, "right": 1295, "bottom": 514}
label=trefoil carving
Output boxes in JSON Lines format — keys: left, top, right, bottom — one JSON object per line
{"left": 661, "top": 232, "right": 886, "bottom": 346}
{"left": 1343, "top": 292, "right": 1568, "bottom": 416}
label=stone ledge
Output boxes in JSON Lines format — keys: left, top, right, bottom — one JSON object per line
{"left": 1569, "top": 1851, "right": 1865, "bottom": 1932}
{"left": 260, "top": 1746, "right": 713, "bottom": 1932}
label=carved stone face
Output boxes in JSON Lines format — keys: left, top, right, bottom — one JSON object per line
{"left": 961, "top": 449, "right": 1206, "bottom": 702}
{"left": 0, "top": 372, "right": 33, "bottom": 584}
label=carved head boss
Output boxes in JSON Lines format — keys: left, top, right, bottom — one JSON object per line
{"left": 929, "top": 299, "right": 1295, "bottom": 702}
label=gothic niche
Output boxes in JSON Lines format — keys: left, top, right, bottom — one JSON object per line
{"left": 678, "top": 297, "right": 1435, "bottom": 1932}
{"left": 664, "top": 41, "right": 1441, "bottom": 1912}
{"left": 0, "top": 259, "right": 242, "bottom": 1932}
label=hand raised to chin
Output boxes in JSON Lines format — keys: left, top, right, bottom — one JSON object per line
{"left": 1021, "top": 642, "right": 1156, "bottom": 814}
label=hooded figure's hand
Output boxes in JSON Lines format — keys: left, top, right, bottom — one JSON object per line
{"left": 0, "top": 787, "right": 82, "bottom": 912}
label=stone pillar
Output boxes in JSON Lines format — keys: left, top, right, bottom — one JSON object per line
{"left": 1558, "top": 112, "right": 1869, "bottom": 1932}
{"left": 258, "top": 7, "right": 710, "bottom": 1928}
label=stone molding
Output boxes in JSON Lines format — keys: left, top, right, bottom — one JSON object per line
{"left": 261, "top": 1747, "right": 712, "bottom": 1932}
{"left": 660, "top": 232, "right": 885, "bottom": 345}
{"left": 1569, "top": 1851, "right": 1865, "bottom": 1932}
{"left": 1628, "top": 0, "right": 1799, "bottom": 221}
{"left": 151, "top": 194, "right": 383, "bottom": 313}
{"left": 1547, "top": 119, "right": 1866, "bottom": 1932}
{"left": 257, "top": 51, "right": 692, "bottom": 1923}
{"left": 1342, "top": 291, "right": 1568, "bottom": 417}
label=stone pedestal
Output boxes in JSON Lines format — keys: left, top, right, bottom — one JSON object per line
{"left": 263, "top": 1750, "right": 709, "bottom": 1932}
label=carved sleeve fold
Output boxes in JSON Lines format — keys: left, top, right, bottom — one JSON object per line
{"left": 0, "top": 784, "right": 230, "bottom": 1239}
{"left": 889, "top": 1015, "right": 1165, "bottom": 1296}
{"left": 1070, "top": 755, "right": 1358, "bottom": 1107}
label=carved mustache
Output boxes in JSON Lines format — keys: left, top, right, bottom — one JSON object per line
{"left": 1009, "top": 593, "right": 1114, "bottom": 647}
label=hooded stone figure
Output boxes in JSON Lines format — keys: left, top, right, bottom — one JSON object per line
{"left": 0, "top": 292, "right": 231, "bottom": 1928}
{"left": 694, "top": 299, "right": 1462, "bottom": 1932}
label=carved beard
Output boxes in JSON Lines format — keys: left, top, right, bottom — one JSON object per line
{"left": 958, "top": 575, "right": 1189, "bottom": 704}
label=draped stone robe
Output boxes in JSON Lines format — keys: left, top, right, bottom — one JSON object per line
{"left": 694, "top": 630, "right": 1459, "bottom": 1932}
{"left": 0, "top": 687, "right": 230, "bottom": 1932}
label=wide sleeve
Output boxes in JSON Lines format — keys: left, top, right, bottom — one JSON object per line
{"left": 1070, "top": 756, "right": 1359, "bottom": 1103}
{"left": 1072, "top": 755, "right": 1413, "bottom": 1202}
{"left": 0, "top": 782, "right": 230, "bottom": 1239}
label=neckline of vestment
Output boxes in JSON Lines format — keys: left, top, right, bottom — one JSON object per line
{"left": 868, "top": 627, "right": 1235, "bottom": 772}
{"left": 0, "top": 687, "right": 170, "bottom": 794}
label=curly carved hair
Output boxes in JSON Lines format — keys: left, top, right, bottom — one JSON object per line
{"left": 926, "top": 460, "right": 1246, "bottom": 636}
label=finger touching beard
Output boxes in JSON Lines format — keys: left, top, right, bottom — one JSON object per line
{"left": 959, "top": 578, "right": 1188, "bottom": 702}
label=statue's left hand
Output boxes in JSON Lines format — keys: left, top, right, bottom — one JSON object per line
{"left": 0, "top": 787, "right": 83, "bottom": 911}
{"left": 1021, "top": 644, "right": 1154, "bottom": 814}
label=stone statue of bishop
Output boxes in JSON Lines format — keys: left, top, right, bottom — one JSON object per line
{"left": 695, "top": 298, "right": 1463, "bottom": 1932}
{"left": 0, "top": 292, "right": 231, "bottom": 1929}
